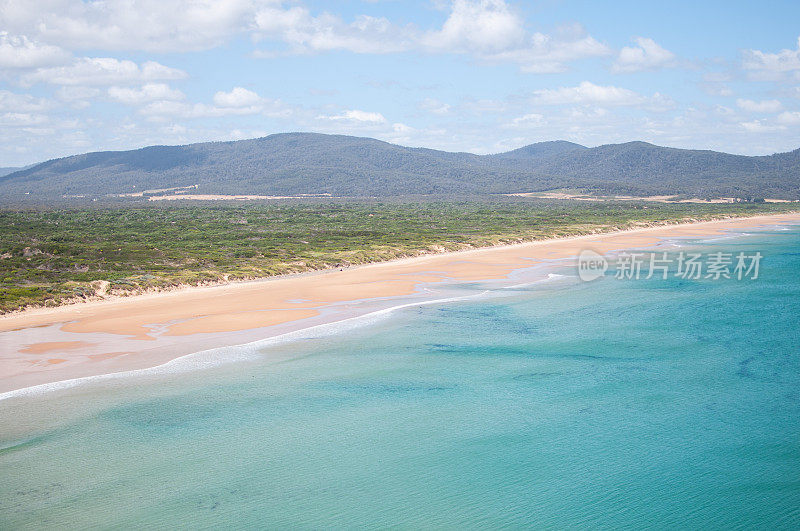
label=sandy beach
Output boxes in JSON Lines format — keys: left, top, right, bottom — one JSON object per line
{"left": 1, "top": 212, "right": 798, "bottom": 394}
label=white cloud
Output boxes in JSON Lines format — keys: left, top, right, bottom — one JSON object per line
{"left": 140, "top": 101, "right": 264, "bottom": 120}
{"left": 108, "top": 83, "right": 185, "bottom": 105}
{"left": 645, "top": 92, "right": 676, "bottom": 112}
{"left": 422, "top": 0, "right": 526, "bottom": 53}
{"left": 139, "top": 101, "right": 206, "bottom": 119}
{"left": 700, "top": 71, "right": 734, "bottom": 96}
{"left": 740, "top": 119, "right": 785, "bottom": 133}
{"left": 318, "top": 109, "right": 387, "bottom": 123}
{"left": 567, "top": 107, "right": 609, "bottom": 119}
{"left": 0, "top": 112, "right": 50, "bottom": 127}
{"left": 419, "top": 98, "right": 451, "bottom": 115}
{"left": 56, "top": 86, "right": 100, "bottom": 101}
{"left": 55, "top": 86, "right": 100, "bottom": 108}
{"left": 159, "top": 123, "right": 187, "bottom": 134}
{"left": 2, "top": 0, "right": 609, "bottom": 74}
{"left": 253, "top": 5, "right": 310, "bottom": 37}
{"left": 483, "top": 27, "right": 610, "bottom": 73}
{"left": 254, "top": 1, "right": 609, "bottom": 73}
{"left": 213, "top": 87, "right": 262, "bottom": 108}
{"left": 0, "top": 90, "right": 53, "bottom": 112}
{"left": 736, "top": 98, "right": 783, "bottom": 113}
{"left": 22, "top": 57, "right": 187, "bottom": 86}
{"left": 138, "top": 88, "right": 288, "bottom": 121}
{"left": 531, "top": 81, "right": 646, "bottom": 106}
{"left": 508, "top": 113, "right": 545, "bottom": 127}
{"left": 612, "top": 37, "right": 676, "bottom": 73}
{"left": 777, "top": 111, "right": 800, "bottom": 125}
{"left": 742, "top": 37, "right": 800, "bottom": 80}
{"left": 0, "top": 32, "right": 70, "bottom": 68}
{"left": 0, "top": 0, "right": 264, "bottom": 53}
{"left": 227, "top": 128, "right": 269, "bottom": 141}
{"left": 254, "top": 9, "right": 414, "bottom": 54}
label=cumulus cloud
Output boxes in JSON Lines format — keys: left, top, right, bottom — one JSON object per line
{"left": 138, "top": 88, "right": 287, "bottom": 121}
{"left": 392, "top": 122, "right": 414, "bottom": 133}
{"left": 0, "top": 90, "right": 53, "bottom": 112}
{"left": 481, "top": 26, "right": 610, "bottom": 73}
{"left": 139, "top": 101, "right": 257, "bottom": 120}
{"left": 736, "top": 98, "right": 783, "bottom": 113}
{"left": 254, "top": 1, "right": 609, "bottom": 73}
{"left": 567, "top": 107, "right": 609, "bottom": 119}
{"left": 777, "top": 111, "right": 800, "bottom": 125}
{"left": 213, "top": 87, "right": 263, "bottom": 108}
{"left": 55, "top": 86, "right": 100, "bottom": 109}
{"left": 256, "top": 1, "right": 527, "bottom": 58}
{"left": 22, "top": 58, "right": 187, "bottom": 86}
{"left": 0, "top": 112, "right": 50, "bottom": 127}
{"left": 254, "top": 9, "right": 413, "bottom": 54}
{"left": 612, "top": 37, "right": 676, "bottom": 73}
{"left": 317, "top": 109, "right": 387, "bottom": 123}
{"left": 419, "top": 98, "right": 451, "bottom": 115}
{"left": 531, "top": 81, "right": 647, "bottom": 106}
{"left": 742, "top": 36, "right": 800, "bottom": 80}
{"left": 108, "top": 83, "right": 186, "bottom": 105}
{"left": 3, "top": 0, "right": 416, "bottom": 56}
{"left": 418, "top": 4, "right": 609, "bottom": 73}
{"left": 0, "top": 0, "right": 263, "bottom": 53}
{"left": 0, "top": 32, "right": 70, "bottom": 68}
{"left": 1, "top": 1, "right": 609, "bottom": 74}
{"left": 255, "top": 0, "right": 530, "bottom": 57}
{"left": 507, "top": 113, "right": 545, "bottom": 127}
{"left": 740, "top": 119, "right": 785, "bottom": 133}
{"left": 422, "top": 0, "right": 526, "bottom": 53}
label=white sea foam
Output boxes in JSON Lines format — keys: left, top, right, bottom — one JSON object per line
{"left": 756, "top": 225, "right": 793, "bottom": 231}
{"left": 0, "top": 290, "right": 491, "bottom": 402}
{"left": 504, "top": 273, "right": 571, "bottom": 289}
{"left": 697, "top": 232, "right": 751, "bottom": 243}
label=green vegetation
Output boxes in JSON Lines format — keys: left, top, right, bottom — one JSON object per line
{"left": 2, "top": 133, "right": 800, "bottom": 200}
{"left": 0, "top": 199, "right": 795, "bottom": 313}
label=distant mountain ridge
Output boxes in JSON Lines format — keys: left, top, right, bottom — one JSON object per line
{"left": 1, "top": 132, "right": 798, "bottom": 200}
{"left": 0, "top": 166, "right": 25, "bottom": 178}
{"left": 488, "top": 140, "right": 588, "bottom": 160}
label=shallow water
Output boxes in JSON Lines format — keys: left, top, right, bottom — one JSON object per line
{"left": 1, "top": 227, "right": 800, "bottom": 528}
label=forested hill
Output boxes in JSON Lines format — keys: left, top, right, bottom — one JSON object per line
{"left": 486, "top": 140, "right": 588, "bottom": 160}
{"left": 1, "top": 132, "right": 799, "bottom": 200}
{"left": 0, "top": 167, "right": 23, "bottom": 177}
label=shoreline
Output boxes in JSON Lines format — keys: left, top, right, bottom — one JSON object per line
{"left": 2, "top": 212, "right": 794, "bottom": 324}
{"left": 0, "top": 289, "right": 494, "bottom": 403}
{"left": 2, "top": 211, "right": 799, "bottom": 396}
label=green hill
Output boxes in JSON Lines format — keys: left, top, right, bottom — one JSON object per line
{"left": 1, "top": 133, "right": 798, "bottom": 200}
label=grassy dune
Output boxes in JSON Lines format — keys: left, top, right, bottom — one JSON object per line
{"left": 1, "top": 200, "right": 795, "bottom": 313}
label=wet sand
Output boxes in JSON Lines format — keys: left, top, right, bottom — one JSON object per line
{"left": 1, "top": 213, "right": 798, "bottom": 393}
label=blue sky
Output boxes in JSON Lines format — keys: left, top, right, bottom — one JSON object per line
{"left": 1, "top": 0, "right": 799, "bottom": 166}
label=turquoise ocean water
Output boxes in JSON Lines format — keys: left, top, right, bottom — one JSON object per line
{"left": 1, "top": 225, "right": 800, "bottom": 528}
